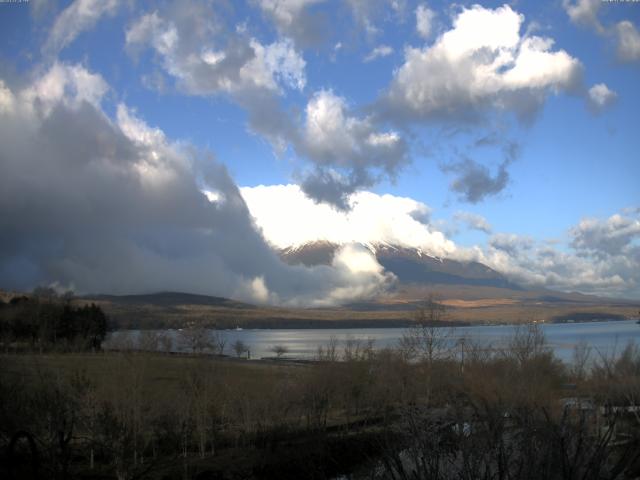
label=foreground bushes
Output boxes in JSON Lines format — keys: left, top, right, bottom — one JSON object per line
{"left": 1, "top": 325, "right": 640, "bottom": 479}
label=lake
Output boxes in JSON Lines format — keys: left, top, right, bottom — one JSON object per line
{"left": 107, "top": 319, "right": 640, "bottom": 363}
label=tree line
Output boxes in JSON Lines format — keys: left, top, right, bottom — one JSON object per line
{"left": 0, "top": 288, "right": 108, "bottom": 352}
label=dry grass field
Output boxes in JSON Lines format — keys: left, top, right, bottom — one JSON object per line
{"left": 1, "top": 351, "right": 294, "bottom": 401}
{"left": 3, "top": 287, "right": 638, "bottom": 330}
{"left": 84, "top": 288, "right": 640, "bottom": 329}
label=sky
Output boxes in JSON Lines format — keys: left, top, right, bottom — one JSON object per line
{"left": 0, "top": 0, "right": 639, "bottom": 303}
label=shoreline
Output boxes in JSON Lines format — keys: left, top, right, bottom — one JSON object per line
{"left": 109, "top": 316, "right": 636, "bottom": 332}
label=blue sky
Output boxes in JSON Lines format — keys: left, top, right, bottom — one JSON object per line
{"left": 0, "top": 0, "right": 639, "bottom": 302}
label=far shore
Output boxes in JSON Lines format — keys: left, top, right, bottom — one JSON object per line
{"left": 108, "top": 315, "right": 637, "bottom": 331}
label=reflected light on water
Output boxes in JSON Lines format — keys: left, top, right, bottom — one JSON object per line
{"left": 106, "top": 320, "right": 640, "bottom": 363}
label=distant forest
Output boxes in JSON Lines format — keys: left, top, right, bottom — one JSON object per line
{"left": 0, "top": 288, "right": 108, "bottom": 352}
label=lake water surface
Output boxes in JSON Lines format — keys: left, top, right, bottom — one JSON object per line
{"left": 109, "top": 320, "right": 640, "bottom": 363}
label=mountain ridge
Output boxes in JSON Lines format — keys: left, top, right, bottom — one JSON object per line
{"left": 280, "top": 240, "right": 522, "bottom": 291}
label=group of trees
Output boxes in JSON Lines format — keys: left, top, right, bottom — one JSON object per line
{"left": 109, "top": 327, "right": 228, "bottom": 356}
{"left": 108, "top": 328, "right": 242, "bottom": 358}
{"left": 0, "top": 289, "right": 108, "bottom": 352}
{"left": 108, "top": 328, "right": 294, "bottom": 361}
{"left": 3, "top": 323, "right": 640, "bottom": 479}
{"left": 376, "top": 334, "right": 640, "bottom": 480}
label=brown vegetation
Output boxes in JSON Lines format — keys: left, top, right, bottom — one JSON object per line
{"left": 2, "top": 320, "right": 640, "bottom": 479}
{"left": 84, "top": 291, "right": 640, "bottom": 330}
{"left": 2, "top": 288, "right": 638, "bottom": 331}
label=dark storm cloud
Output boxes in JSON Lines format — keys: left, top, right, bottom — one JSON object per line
{"left": 0, "top": 66, "right": 393, "bottom": 305}
{"left": 442, "top": 157, "right": 511, "bottom": 204}
{"left": 440, "top": 140, "right": 520, "bottom": 204}
{"left": 297, "top": 168, "right": 373, "bottom": 211}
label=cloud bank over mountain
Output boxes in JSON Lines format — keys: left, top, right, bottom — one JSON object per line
{"left": 241, "top": 185, "right": 640, "bottom": 299}
{"left": 0, "top": 64, "right": 394, "bottom": 307}
{"left": 241, "top": 184, "right": 454, "bottom": 256}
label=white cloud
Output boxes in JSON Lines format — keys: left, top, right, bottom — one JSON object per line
{"left": 454, "top": 211, "right": 492, "bottom": 234}
{"left": 334, "top": 243, "right": 384, "bottom": 274}
{"left": 616, "top": 21, "right": 640, "bottom": 62}
{"left": 383, "top": 4, "right": 582, "bottom": 122}
{"left": 563, "top": 0, "right": 604, "bottom": 33}
{"left": 293, "top": 90, "right": 408, "bottom": 207}
{"left": 258, "top": 0, "right": 322, "bottom": 28}
{"left": 364, "top": 45, "right": 394, "bottom": 62}
{"left": 125, "top": 8, "right": 306, "bottom": 96}
{"left": 246, "top": 38, "right": 306, "bottom": 91}
{"left": 571, "top": 213, "right": 640, "bottom": 257}
{"left": 346, "top": 0, "right": 407, "bottom": 37}
{"left": 125, "top": 11, "right": 167, "bottom": 53}
{"left": 488, "top": 233, "right": 533, "bottom": 256}
{"left": 240, "top": 184, "right": 456, "bottom": 257}
{"left": 563, "top": 1, "right": 640, "bottom": 64}
{"left": 0, "top": 80, "right": 15, "bottom": 114}
{"left": 346, "top": 0, "right": 380, "bottom": 35}
{"left": 415, "top": 4, "right": 435, "bottom": 39}
{"left": 465, "top": 212, "right": 640, "bottom": 298}
{"left": 587, "top": 83, "right": 617, "bottom": 113}
{"left": 302, "top": 90, "right": 402, "bottom": 166}
{"left": 322, "top": 244, "right": 395, "bottom": 305}
{"left": 29, "top": 0, "right": 55, "bottom": 20}
{"left": 45, "top": 0, "right": 120, "bottom": 55}
{"left": 475, "top": 243, "right": 626, "bottom": 295}
{"left": 22, "top": 62, "right": 109, "bottom": 115}
{"left": 236, "top": 275, "right": 275, "bottom": 304}
{"left": 258, "top": 0, "right": 327, "bottom": 46}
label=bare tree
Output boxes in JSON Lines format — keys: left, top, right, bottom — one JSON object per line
{"left": 270, "top": 344, "right": 289, "bottom": 359}
{"left": 180, "top": 364, "right": 222, "bottom": 459}
{"left": 316, "top": 336, "right": 339, "bottom": 362}
{"left": 179, "top": 327, "right": 211, "bottom": 354}
{"left": 157, "top": 331, "right": 174, "bottom": 353}
{"left": 137, "top": 331, "right": 160, "bottom": 352}
{"left": 400, "top": 294, "right": 453, "bottom": 364}
{"left": 210, "top": 331, "right": 226, "bottom": 356}
{"left": 505, "top": 323, "right": 549, "bottom": 366}
{"left": 342, "top": 336, "right": 375, "bottom": 362}
{"left": 570, "top": 340, "right": 592, "bottom": 382}
{"left": 232, "top": 339, "right": 248, "bottom": 358}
